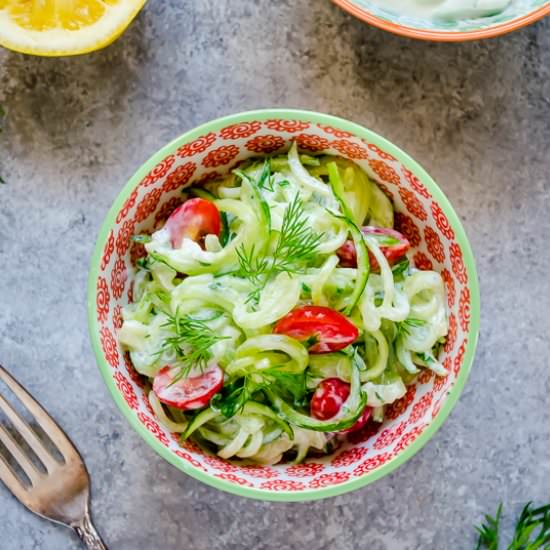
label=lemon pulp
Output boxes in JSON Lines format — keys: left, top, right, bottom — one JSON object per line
{"left": 0, "top": 0, "right": 145, "bottom": 56}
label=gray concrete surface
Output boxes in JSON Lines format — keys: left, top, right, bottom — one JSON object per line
{"left": 0, "top": 1, "right": 549, "bottom": 549}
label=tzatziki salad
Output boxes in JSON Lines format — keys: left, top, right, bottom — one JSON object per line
{"left": 119, "top": 144, "right": 449, "bottom": 465}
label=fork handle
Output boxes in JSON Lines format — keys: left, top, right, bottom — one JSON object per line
{"left": 74, "top": 510, "right": 107, "bottom": 550}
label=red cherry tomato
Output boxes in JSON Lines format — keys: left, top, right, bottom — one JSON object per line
{"left": 273, "top": 306, "right": 359, "bottom": 353}
{"left": 310, "top": 378, "right": 372, "bottom": 432}
{"left": 153, "top": 364, "right": 223, "bottom": 410}
{"left": 165, "top": 198, "right": 221, "bottom": 249}
{"left": 336, "top": 226, "right": 410, "bottom": 272}
{"left": 310, "top": 378, "right": 350, "bottom": 419}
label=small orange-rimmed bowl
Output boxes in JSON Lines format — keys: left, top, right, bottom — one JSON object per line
{"left": 333, "top": 0, "right": 550, "bottom": 41}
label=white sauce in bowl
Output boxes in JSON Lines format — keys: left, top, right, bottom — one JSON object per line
{"left": 369, "top": 0, "right": 512, "bottom": 19}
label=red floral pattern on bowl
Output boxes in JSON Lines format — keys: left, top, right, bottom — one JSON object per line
{"left": 139, "top": 156, "right": 175, "bottom": 188}
{"left": 331, "top": 139, "right": 369, "bottom": 159}
{"left": 246, "top": 135, "right": 286, "bottom": 154}
{"left": 89, "top": 112, "right": 478, "bottom": 500}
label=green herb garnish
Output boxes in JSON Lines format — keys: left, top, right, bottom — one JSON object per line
{"left": 132, "top": 234, "right": 152, "bottom": 244}
{"left": 415, "top": 351, "right": 434, "bottom": 364}
{"left": 392, "top": 258, "right": 410, "bottom": 277}
{"left": 476, "top": 502, "right": 550, "bottom": 550}
{"left": 237, "top": 194, "right": 323, "bottom": 304}
{"left": 210, "top": 377, "right": 252, "bottom": 418}
{"left": 396, "top": 318, "right": 426, "bottom": 338}
{"left": 262, "top": 368, "right": 307, "bottom": 408}
{"left": 156, "top": 309, "right": 229, "bottom": 382}
{"left": 219, "top": 211, "right": 230, "bottom": 247}
{"left": 257, "top": 159, "right": 274, "bottom": 192}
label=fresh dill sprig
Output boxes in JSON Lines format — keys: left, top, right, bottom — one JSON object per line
{"left": 271, "top": 194, "right": 323, "bottom": 274}
{"left": 476, "top": 504, "right": 503, "bottom": 550}
{"left": 236, "top": 243, "right": 270, "bottom": 285}
{"left": 396, "top": 318, "right": 426, "bottom": 338}
{"left": 237, "top": 194, "right": 323, "bottom": 305}
{"left": 476, "top": 502, "right": 550, "bottom": 550}
{"left": 257, "top": 159, "right": 274, "bottom": 192}
{"left": 156, "top": 309, "right": 229, "bottom": 381}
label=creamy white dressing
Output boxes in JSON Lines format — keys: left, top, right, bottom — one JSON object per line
{"left": 369, "top": 0, "right": 512, "bottom": 19}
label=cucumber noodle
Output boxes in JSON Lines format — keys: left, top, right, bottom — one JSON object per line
{"left": 118, "top": 144, "right": 449, "bottom": 465}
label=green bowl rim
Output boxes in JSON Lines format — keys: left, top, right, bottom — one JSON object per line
{"left": 87, "top": 108, "right": 480, "bottom": 502}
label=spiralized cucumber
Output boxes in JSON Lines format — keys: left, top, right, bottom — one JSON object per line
{"left": 146, "top": 198, "right": 265, "bottom": 275}
{"left": 119, "top": 144, "right": 450, "bottom": 465}
{"left": 225, "top": 334, "right": 309, "bottom": 376}
{"left": 327, "top": 162, "right": 370, "bottom": 314}
{"left": 232, "top": 273, "right": 301, "bottom": 330}
{"left": 265, "top": 356, "right": 367, "bottom": 432}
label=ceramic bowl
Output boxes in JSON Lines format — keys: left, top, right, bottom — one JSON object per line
{"left": 88, "top": 109, "right": 480, "bottom": 501}
{"left": 332, "top": 0, "right": 550, "bottom": 41}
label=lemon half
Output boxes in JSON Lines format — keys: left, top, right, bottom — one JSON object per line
{"left": 0, "top": 0, "right": 146, "bottom": 56}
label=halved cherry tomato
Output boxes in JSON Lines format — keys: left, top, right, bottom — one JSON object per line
{"left": 153, "top": 364, "right": 223, "bottom": 410}
{"left": 273, "top": 305, "right": 358, "bottom": 353}
{"left": 310, "top": 378, "right": 372, "bottom": 432}
{"left": 165, "top": 198, "right": 221, "bottom": 249}
{"left": 336, "top": 226, "right": 410, "bottom": 272}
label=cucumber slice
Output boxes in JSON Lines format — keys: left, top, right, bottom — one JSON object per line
{"left": 181, "top": 401, "right": 294, "bottom": 442}
{"left": 242, "top": 401, "right": 294, "bottom": 439}
{"left": 191, "top": 187, "right": 217, "bottom": 201}
{"left": 366, "top": 176, "right": 394, "bottom": 228}
{"left": 327, "top": 162, "right": 370, "bottom": 314}
{"left": 265, "top": 357, "right": 367, "bottom": 432}
{"left": 181, "top": 407, "right": 219, "bottom": 440}
{"left": 328, "top": 162, "right": 354, "bottom": 221}
{"left": 234, "top": 169, "right": 272, "bottom": 233}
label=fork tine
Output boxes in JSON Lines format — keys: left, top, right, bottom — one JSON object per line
{"left": 0, "top": 423, "right": 43, "bottom": 485}
{"left": 0, "top": 453, "right": 28, "bottom": 503}
{"left": 0, "top": 394, "right": 58, "bottom": 472}
{"left": 0, "top": 367, "right": 76, "bottom": 462}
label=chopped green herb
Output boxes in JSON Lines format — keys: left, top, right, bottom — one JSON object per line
{"left": 396, "top": 318, "right": 426, "bottom": 338}
{"left": 304, "top": 335, "right": 319, "bottom": 348}
{"left": 392, "top": 258, "right": 410, "bottom": 277}
{"left": 132, "top": 234, "right": 152, "bottom": 244}
{"left": 219, "top": 211, "right": 230, "bottom": 247}
{"left": 211, "top": 377, "right": 251, "bottom": 418}
{"left": 278, "top": 179, "right": 291, "bottom": 187}
{"left": 257, "top": 159, "right": 274, "bottom": 192}
{"left": 415, "top": 352, "right": 434, "bottom": 364}
{"left": 262, "top": 368, "right": 307, "bottom": 408}
{"left": 136, "top": 258, "right": 150, "bottom": 271}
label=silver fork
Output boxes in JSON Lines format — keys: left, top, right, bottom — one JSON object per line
{"left": 0, "top": 366, "right": 106, "bottom": 549}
